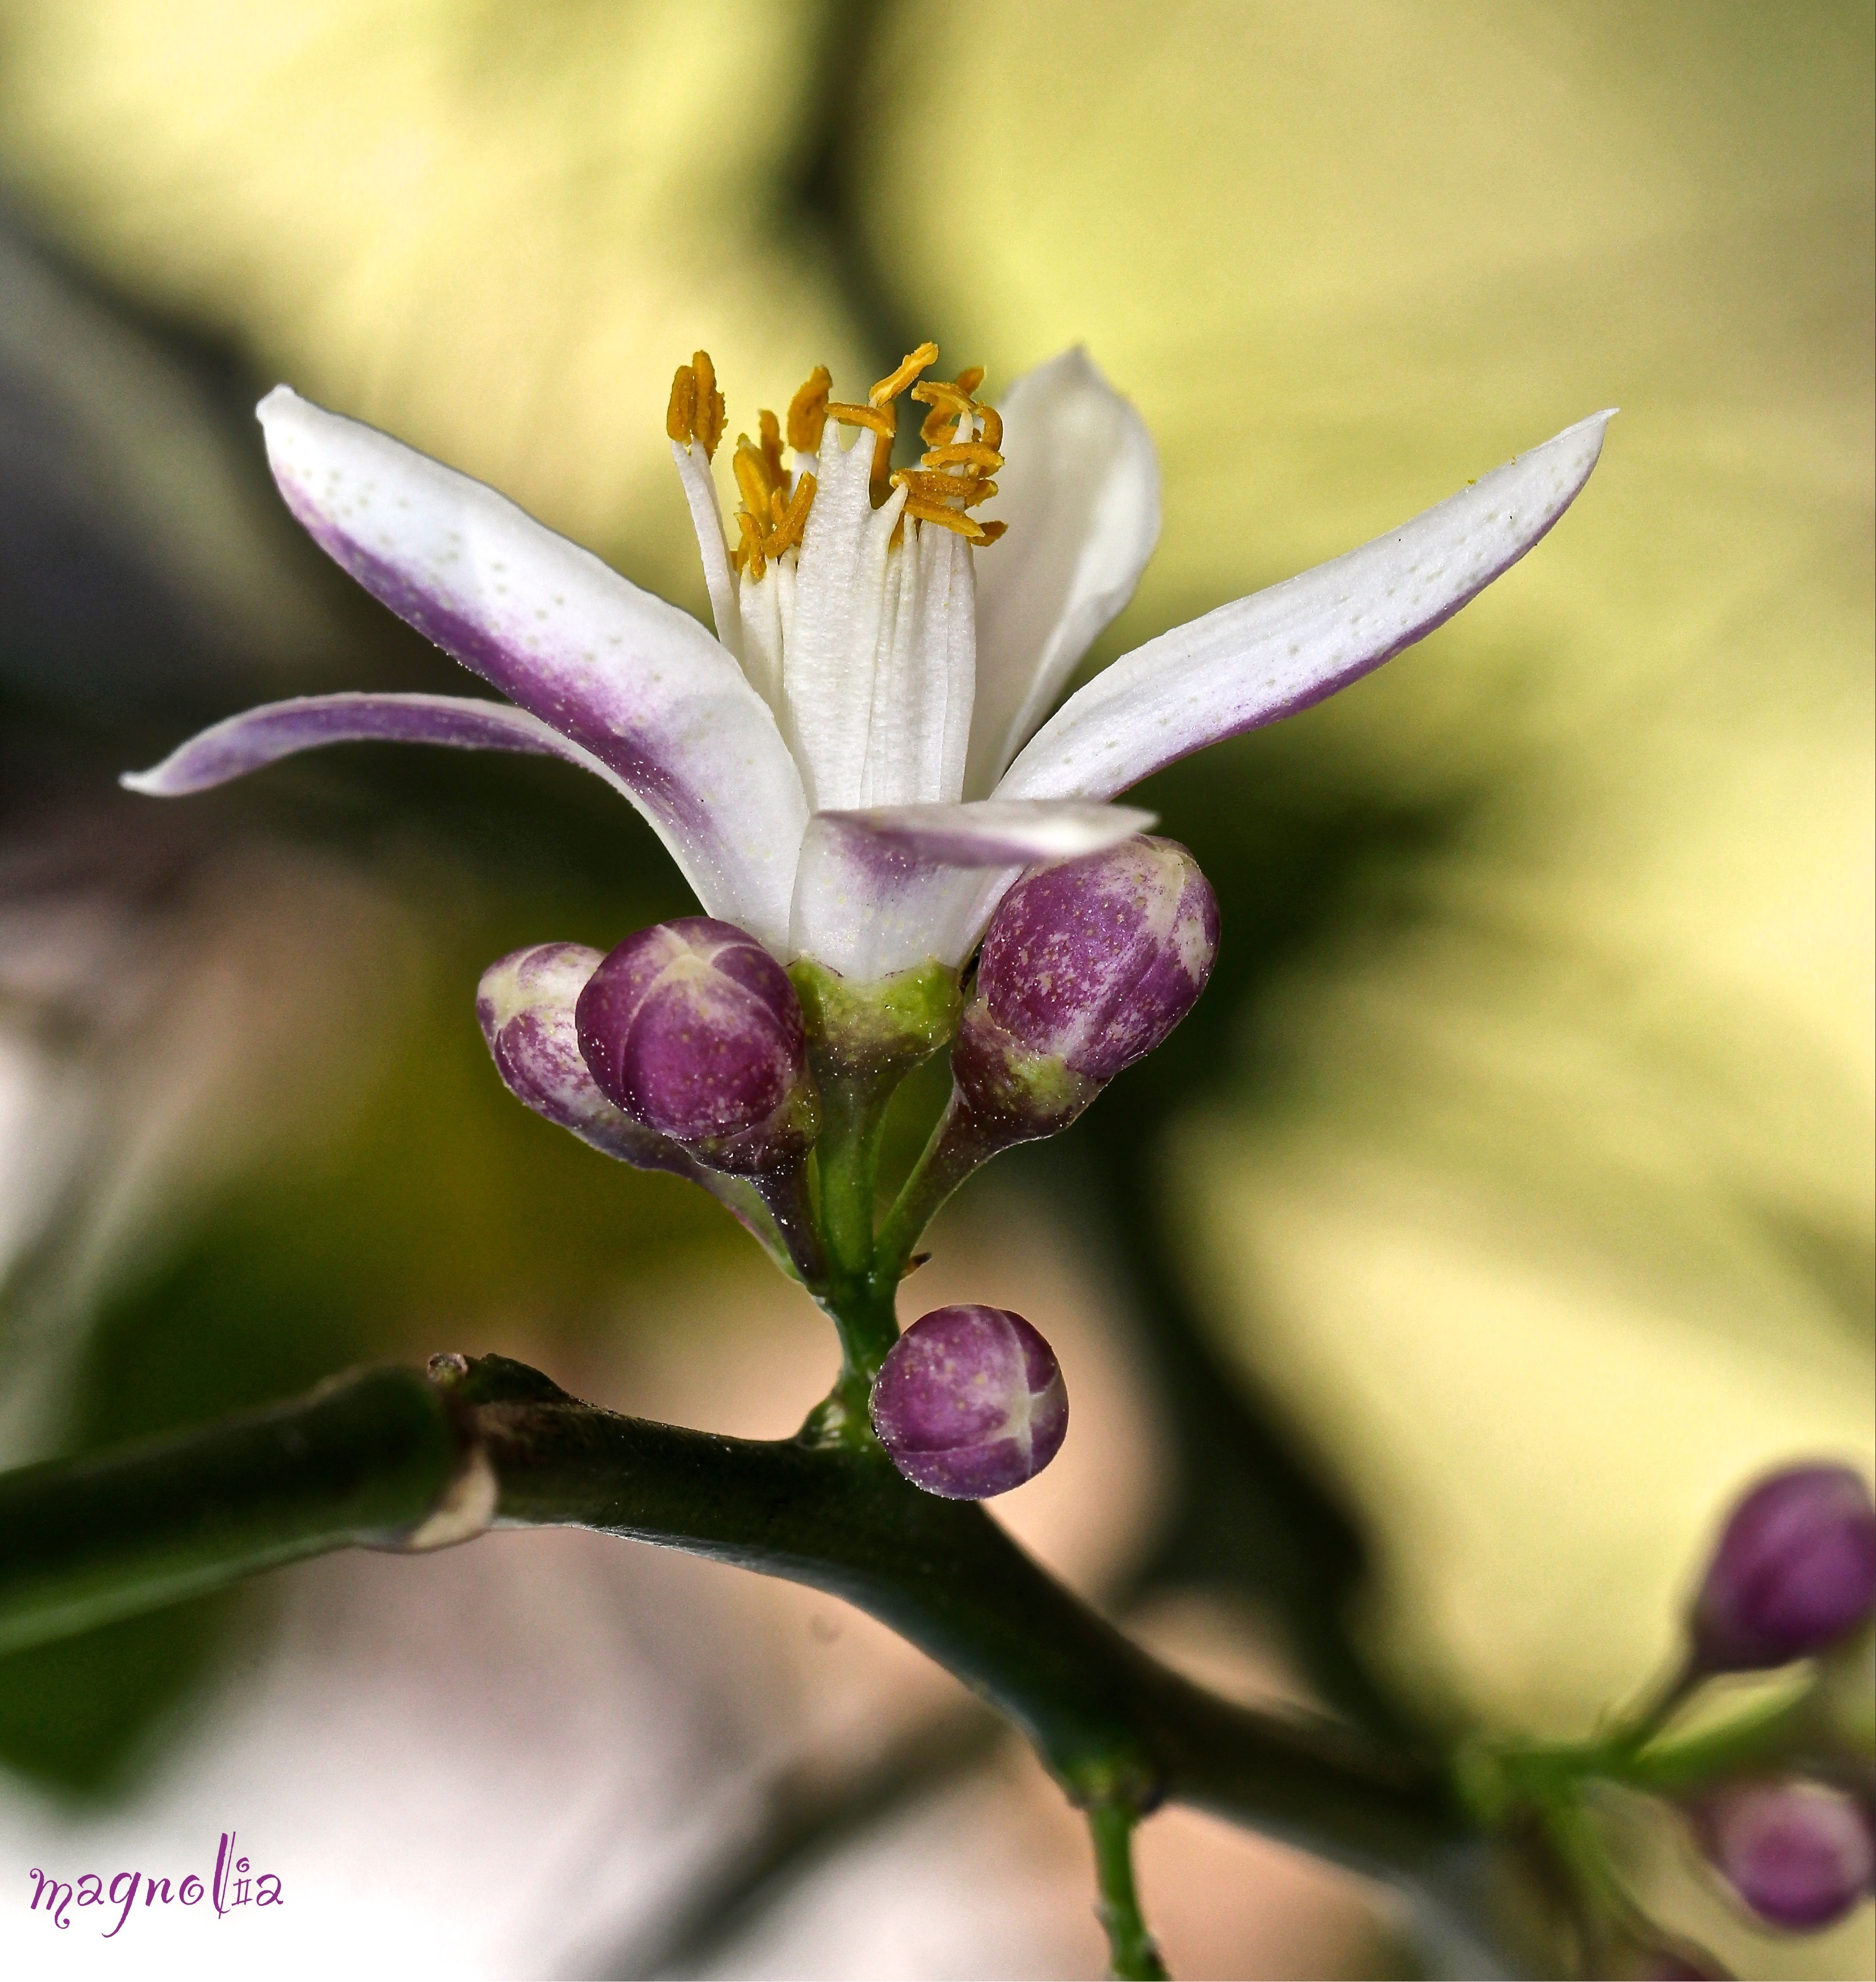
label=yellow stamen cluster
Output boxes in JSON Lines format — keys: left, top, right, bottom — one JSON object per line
{"left": 899, "top": 362, "right": 1006, "bottom": 545}
{"left": 665, "top": 351, "right": 725, "bottom": 458}
{"left": 676, "top": 342, "right": 1006, "bottom": 578}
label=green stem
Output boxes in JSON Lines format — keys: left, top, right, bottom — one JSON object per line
{"left": 1088, "top": 1803, "right": 1167, "bottom": 1980}
{"left": 470, "top": 1358, "right": 1462, "bottom": 1873}
{"left": 0, "top": 1354, "right": 1466, "bottom": 1885}
{"left": 807, "top": 1073, "right": 901, "bottom": 1400}
{"left": 874, "top": 1089, "right": 1018, "bottom": 1284}
{"left": 815, "top": 1075, "right": 889, "bottom": 1285}
{"left": 0, "top": 1367, "right": 469, "bottom": 1655}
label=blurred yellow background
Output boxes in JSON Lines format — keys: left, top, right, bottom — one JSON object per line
{"left": 0, "top": 3, "right": 1868, "bottom": 1976}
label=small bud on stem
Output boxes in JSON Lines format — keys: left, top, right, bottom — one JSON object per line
{"left": 876, "top": 839, "right": 1217, "bottom": 1274}
{"left": 1690, "top": 1777, "right": 1876, "bottom": 1930}
{"left": 576, "top": 917, "right": 819, "bottom": 1174}
{"left": 870, "top": 1305, "right": 1068, "bottom": 1499}
{"left": 1691, "top": 1464, "right": 1876, "bottom": 1674}
{"left": 575, "top": 917, "right": 823, "bottom": 1277}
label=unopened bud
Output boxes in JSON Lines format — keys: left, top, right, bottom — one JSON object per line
{"left": 477, "top": 942, "right": 695, "bottom": 1176}
{"left": 575, "top": 917, "right": 818, "bottom": 1174}
{"left": 870, "top": 1304, "right": 1068, "bottom": 1500}
{"left": 1691, "top": 1464, "right": 1876, "bottom": 1674}
{"left": 1691, "top": 1777, "right": 1875, "bottom": 1931}
{"left": 956, "top": 836, "right": 1218, "bottom": 1134}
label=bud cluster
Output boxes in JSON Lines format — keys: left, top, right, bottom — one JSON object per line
{"left": 1674, "top": 1463, "right": 1876, "bottom": 1935}
{"left": 477, "top": 833, "right": 1224, "bottom": 1501}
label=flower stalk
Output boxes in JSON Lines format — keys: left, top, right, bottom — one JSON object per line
{"left": 1088, "top": 1803, "right": 1167, "bottom": 1981}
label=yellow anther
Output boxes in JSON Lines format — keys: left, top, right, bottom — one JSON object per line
{"left": 732, "top": 437, "right": 774, "bottom": 522}
{"left": 732, "top": 508, "right": 766, "bottom": 579}
{"left": 911, "top": 371, "right": 994, "bottom": 450}
{"left": 667, "top": 354, "right": 726, "bottom": 458}
{"left": 894, "top": 469, "right": 997, "bottom": 505}
{"left": 901, "top": 498, "right": 988, "bottom": 541}
{"left": 825, "top": 401, "right": 895, "bottom": 437}
{"left": 975, "top": 519, "right": 1007, "bottom": 545}
{"left": 666, "top": 365, "right": 696, "bottom": 445}
{"left": 757, "top": 409, "right": 785, "bottom": 490}
{"left": 921, "top": 441, "right": 1002, "bottom": 474}
{"left": 869, "top": 342, "right": 939, "bottom": 406}
{"left": 764, "top": 472, "right": 816, "bottom": 558}
{"left": 787, "top": 367, "right": 831, "bottom": 453}
{"left": 690, "top": 350, "right": 724, "bottom": 458}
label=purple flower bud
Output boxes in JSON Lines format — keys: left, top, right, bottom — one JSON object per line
{"left": 1692, "top": 1779, "right": 1875, "bottom": 1931}
{"left": 575, "top": 916, "right": 818, "bottom": 1174}
{"left": 953, "top": 837, "right": 1218, "bottom": 1134}
{"left": 979, "top": 836, "right": 1218, "bottom": 1081}
{"left": 1691, "top": 1464, "right": 1876, "bottom": 1673}
{"left": 870, "top": 1305, "right": 1069, "bottom": 1500}
{"left": 476, "top": 942, "right": 697, "bottom": 1178}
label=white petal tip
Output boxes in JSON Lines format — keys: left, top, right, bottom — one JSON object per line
{"left": 255, "top": 383, "right": 302, "bottom": 426}
{"left": 119, "top": 767, "right": 167, "bottom": 795}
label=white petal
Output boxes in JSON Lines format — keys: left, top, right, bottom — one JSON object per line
{"left": 996, "top": 411, "right": 1615, "bottom": 804}
{"left": 256, "top": 386, "right": 807, "bottom": 947}
{"left": 963, "top": 348, "right": 1161, "bottom": 796}
{"left": 860, "top": 520, "right": 977, "bottom": 806}
{"left": 670, "top": 437, "right": 745, "bottom": 661}
{"left": 788, "top": 798, "right": 1154, "bottom": 979}
{"left": 777, "top": 424, "right": 904, "bottom": 810}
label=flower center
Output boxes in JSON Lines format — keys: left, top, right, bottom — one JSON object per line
{"left": 666, "top": 343, "right": 1006, "bottom": 814}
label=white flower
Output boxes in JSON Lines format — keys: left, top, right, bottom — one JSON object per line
{"left": 126, "top": 343, "right": 1610, "bottom": 983}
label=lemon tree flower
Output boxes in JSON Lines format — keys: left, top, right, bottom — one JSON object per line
{"left": 125, "top": 345, "right": 1611, "bottom": 990}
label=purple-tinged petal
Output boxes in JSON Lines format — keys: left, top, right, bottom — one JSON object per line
{"left": 995, "top": 410, "right": 1614, "bottom": 804}
{"left": 255, "top": 387, "right": 807, "bottom": 947}
{"left": 124, "top": 691, "right": 632, "bottom": 798}
{"left": 965, "top": 348, "right": 1161, "bottom": 796}
{"left": 787, "top": 799, "right": 1154, "bottom": 980}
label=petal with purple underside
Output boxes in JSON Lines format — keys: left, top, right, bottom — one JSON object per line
{"left": 964, "top": 348, "right": 1161, "bottom": 797}
{"left": 788, "top": 799, "right": 1154, "bottom": 979}
{"left": 256, "top": 386, "right": 807, "bottom": 946}
{"left": 123, "top": 691, "right": 633, "bottom": 798}
{"left": 995, "top": 411, "right": 1614, "bottom": 804}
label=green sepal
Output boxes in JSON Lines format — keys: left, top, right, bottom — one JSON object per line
{"left": 789, "top": 957, "right": 963, "bottom": 1081}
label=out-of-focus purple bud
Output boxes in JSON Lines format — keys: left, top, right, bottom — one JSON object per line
{"left": 476, "top": 942, "right": 697, "bottom": 1178}
{"left": 575, "top": 916, "right": 818, "bottom": 1174}
{"left": 870, "top": 1305, "right": 1068, "bottom": 1500}
{"left": 955, "top": 837, "right": 1218, "bottom": 1134}
{"left": 1691, "top": 1464, "right": 1876, "bottom": 1673}
{"left": 1692, "top": 1778, "right": 1875, "bottom": 1931}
